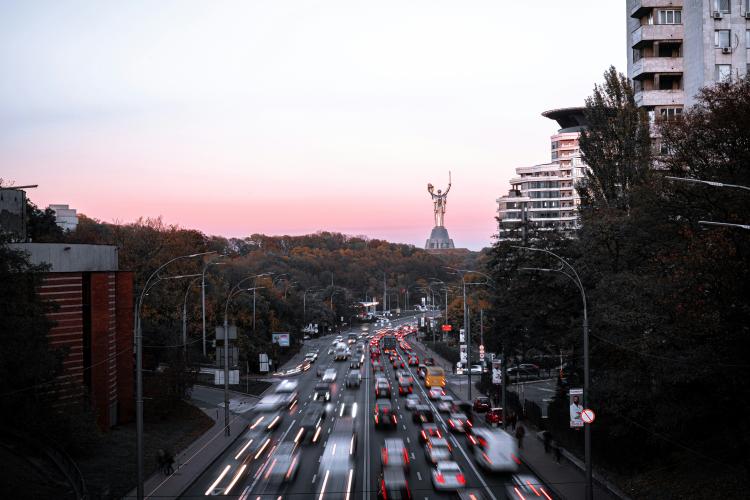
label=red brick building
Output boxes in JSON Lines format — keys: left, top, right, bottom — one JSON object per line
{"left": 10, "top": 243, "right": 134, "bottom": 429}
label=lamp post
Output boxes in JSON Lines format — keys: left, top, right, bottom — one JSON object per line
{"left": 666, "top": 176, "right": 750, "bottom": 229}
{"left": 201, "top": 257, "right": 225, "bottom": 357}
{"left": 182, "top": 276, "right": 202, "bottom": 358}
{"left": 222, "top": 285, "right": 263, "bottom": 436}
{"left": 135, "top": 250, "right": 215, "bottom": 500}
{"left": 444, "top": 267, "right": 494, "bottom": 401}
{"left": 250, "top": 272, "right": 273, "bottom": 333}
{"left": 513, "top": 245, "right": 592, "bottom": 500}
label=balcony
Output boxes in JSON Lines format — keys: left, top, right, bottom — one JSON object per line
{"left": 631, "top": 24, "right": 683, "bottom": 48}
{"left": 634, "top": 89, "right": 684, "bottom": 107}
{"left": 631, "top": 57, "right": 683, "bottom": 79}
{"left": 630, "top": 0, "right": 683, "bottom": 19}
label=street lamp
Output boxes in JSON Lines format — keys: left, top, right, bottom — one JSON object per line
{"left": 666, "top": 176, "right": 750, "bottom": 229}
{"left": 222, "top": 284, "right": 263, "bottom": 436}
{"left": 201, "top": 257, "right": 225, "bottom": 357}
{"left": 182, "top": 276, "right": 202, "bottom": 358}
{"left": 249, "top": 272, "right": 273, "bottom": 333}
{"left": 135, "top": 250, "right": 215, "bottom": 500}
{"left": 513, "top": 245, "right": 592, "bottom": 500}
{"left": 444, "top": 267, "right": 494, "bottom": 401}
{"left": 303, "top": 287, "right": 323, "bottom": 323}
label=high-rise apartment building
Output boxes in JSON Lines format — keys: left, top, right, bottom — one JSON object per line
{"left": 627, "top": 0, "right": 750, "bottom": 119}
{"left": 496, "top": 108, "right": 588, "bottom": 240}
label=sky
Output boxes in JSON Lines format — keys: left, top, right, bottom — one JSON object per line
{"left": 0, "top": 1, "right": 625, "bottom": 250}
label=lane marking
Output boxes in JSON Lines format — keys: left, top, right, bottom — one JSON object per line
{"left": 416, "top": 471, "right": 422, "bottom": 481}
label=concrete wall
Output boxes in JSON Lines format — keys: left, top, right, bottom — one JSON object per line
{"left": 9, "top": 243, "right": 118, "bottom": 272}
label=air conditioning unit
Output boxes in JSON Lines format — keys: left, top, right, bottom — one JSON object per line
{"left": 722, "top": 47, "right": 731, "bottom": 54}
{"left": 745, "top": 12, "right": 750, "bottom": 19}
{"left": 713, "top": 11, "right": 723, "bottom": 19}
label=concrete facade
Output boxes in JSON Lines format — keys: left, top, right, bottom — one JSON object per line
{"left": 0, "top": 187, "right": 27, "bottom": 241}
{"left": 627, "top": 0, "right": 750, "bottom": 116}
{"left": 48, "top": 204, "right": 78, "bottom": 232}
{"left": 9, "top": 243, "right": 118, "bottom": 272}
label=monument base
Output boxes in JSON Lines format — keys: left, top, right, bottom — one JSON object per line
{"left": 425, "top": 226, "right": 455, "bottom": 250}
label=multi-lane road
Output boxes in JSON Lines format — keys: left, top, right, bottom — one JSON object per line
{"left": 181, "top": 315, "right": 554, "bottom": 499}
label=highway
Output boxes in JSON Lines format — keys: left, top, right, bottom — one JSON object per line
{"left": 180, "top": 314, "right": 557, "bottom": 499}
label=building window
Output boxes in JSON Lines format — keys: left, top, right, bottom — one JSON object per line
{"left": 715, "top": 64, "right": 732, "bottom": 82}
{"left": 713, "top": 0, "right": 730, "bottom": 14}
{"left": 715, "top": 30, "right": 731, "bottom": 48}
{"left": 660, "top": 107, "right": 683, "bottom": 119}
{"left": 657, "top": 9, "right": 681, "bottom": 24}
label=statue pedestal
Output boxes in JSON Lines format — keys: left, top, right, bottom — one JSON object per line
{"left": 425, "top": 226, "right": 455, "bottom": 250}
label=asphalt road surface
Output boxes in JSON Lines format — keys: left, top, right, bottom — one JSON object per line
{"left": 180, "top": 314, "right": 556, "bottom": 499}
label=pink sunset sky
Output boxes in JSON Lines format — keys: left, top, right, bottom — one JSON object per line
{"left": 1, "top": 1, "right": 625, "bottom": 250}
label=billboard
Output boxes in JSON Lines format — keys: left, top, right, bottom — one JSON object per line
{"left": 272, "top": 332, "right": 290, "bottom": 347}
{"left": 569, "top": 388, "right": 584, "bottom": 428}
{"left": 459, "top": 344, "right": 467, "bottom": 363}
{"left": 492, "top": 360, "right": 503, "bottom": 384}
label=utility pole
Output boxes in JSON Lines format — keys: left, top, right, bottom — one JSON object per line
{"left": 383, "top": 272, "right": 387, "bottom": 316}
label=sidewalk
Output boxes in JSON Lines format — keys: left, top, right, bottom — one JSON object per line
{"left": 124, "top": 367, "right": 288, "bottom": 499}
{"left": 409, "top": 336, "right": 625, "bottom": 500}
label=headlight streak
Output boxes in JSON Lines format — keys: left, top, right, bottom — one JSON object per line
{"left": 204, "top": 464, "right": 231, "bottom": 496}
{"left": 224, "top": 464, "right": 247, "bottom": 495}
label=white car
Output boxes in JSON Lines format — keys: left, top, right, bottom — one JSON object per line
{"left": 305, "top": 352, "right": 318, "bottom": 363}
{"left": 447, "top": 412, "right": 470, "bottom": 432}
{"left": 429, "top": 387, "right": 445, "bottom": 400}
{"left": 437, "top": 395, "right": 455, "bottom": 413}
{"left": 470, "top": 364, "right": 483, "bottom": 375}
{"left": 405, "top": 394, "right": 421, "bottom": 410}
{"left": 470, "top": 428, "right": 519, "bottom": 473}
{"left": 431, "top": 461, "right": 466, "bottom": 491}
{"left": 322, "top": 368, "right": 337, "bottom": 383}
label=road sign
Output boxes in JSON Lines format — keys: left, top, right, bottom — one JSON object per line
{"left": 581, "top": 408, "right": 596, "bottom": 424}
{"left": 441, "top": 324, "right": 452, "bottom": 332}
{"left": 259, "top": 353, "right": 269, "bottom": 373}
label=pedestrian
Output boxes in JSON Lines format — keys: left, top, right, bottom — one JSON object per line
{"left": 543, "top": 430, "right": 552, "bottom": 454}
{"left": 552, "top": 440, "right": 562, "bottom": 464}
{"left": 163, "top": 449, "right": 175, "bottom": 475}
{"left": 156, "top": 449, "right": 165, "bottom": 474}
{"left": 515, "top": 423, "right": 526, "bottom": 449}
{"left": 510, "top": 411, "right": 517, "bottom": 431}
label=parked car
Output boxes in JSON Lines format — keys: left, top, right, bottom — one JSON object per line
{"left": 473, "top": 397, "right": 491, "bottom": 413}
{"left": 485, "top": 408, "right": 503, "bottom": 426}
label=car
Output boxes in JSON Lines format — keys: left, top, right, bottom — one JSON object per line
{"left": 424, "top": 357, "right": 435, "bottom": 366}
{"left": 377, "top": 466, "right": 412, "bottom": 500}
{"left": 303, "top": 334, "right": 311, "bottom": 340}
{"left": 316, "top": 365, "right": 327, "bottom": 377}
{"left": 437, "top": 395, "right": 455, "bottom": 413}
{"left": 372, "top": 361, "right": 385, "bottom": 373}
{"left": 392, "top": 358, "right": 405, "bottom": 369}
{"left": 313, "top": 382, "right": 332, "bottom": 402}
{"left": 431, "top": 461, "right": 466, "bottom": 491}
{"left": 396, "top": 372, "right": 414, "bottom": 385}
{"left": 470, "top": 364, "right": 483, "bottom": 375}
{"left": 424, "top": 436, "right": 452, "bottom": 465}
{"left": 299, "top": 405, "right": 327, "bottom": 444}
{"left": 485, "top": 407, "right": 503, "bottom": 427}
{"left": 429, "top": 387, "right": 445, "bottom": 400}
{"left": 274, "top": 380, "right": 299, "bottom": 409}
{"left": 412, "top": 404, "right": 435, "bottom": 424}
{"left": 404, "top": 394, "right": 421, "bottom": 410}
{"left": 504, "top": 474, "right": 553, "bottom": 500}
{"left": 458, "top": 490, "right": 487, "bottom": 500}
{"left": 381, "top": 438, "right": 410, "bottom": 471}
{"left": 305, "top": 352, "right": 317, "bottom": 363}
{"left": 447, "top": 412, "right": 471, "bottom": 433}
{"left": 397, "top": 380, "right": 413, "bottom": 396}
{"left": 264, "top": 442, "right": 300, "bottom": 484}
{"left": 350, "top": 358, "right": 361, "bottom": 369}
{"left": 250, "top": 398, "right": 285, "bottom": 432}
{"left": 469, "top": 428, "right": 519, "bottom": 473}
{"left": 407, "top": 355, "right": 419, "bottom": 366}
{"left": 473, "top": 397, "right": 491, "bottom": 413}
{"left": 417, "top": 364, "right": 427, "bottom": 379}
{"left": 374, "top": 399, "right": 398, "bottom": 428}
{"left": 315, "top": 418, "right": 357, "bottom": 500}
{"left": 345, "top": 370, "right": 362, "bottom": 388}
{"left": 322, "top": 368, "right": 337, "bottom": 383}
{"left": 375, "top": 379, "right": 392, "bottom": 398}
{"left": 419, "top": 423, "right": 442, "bottom": 443}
